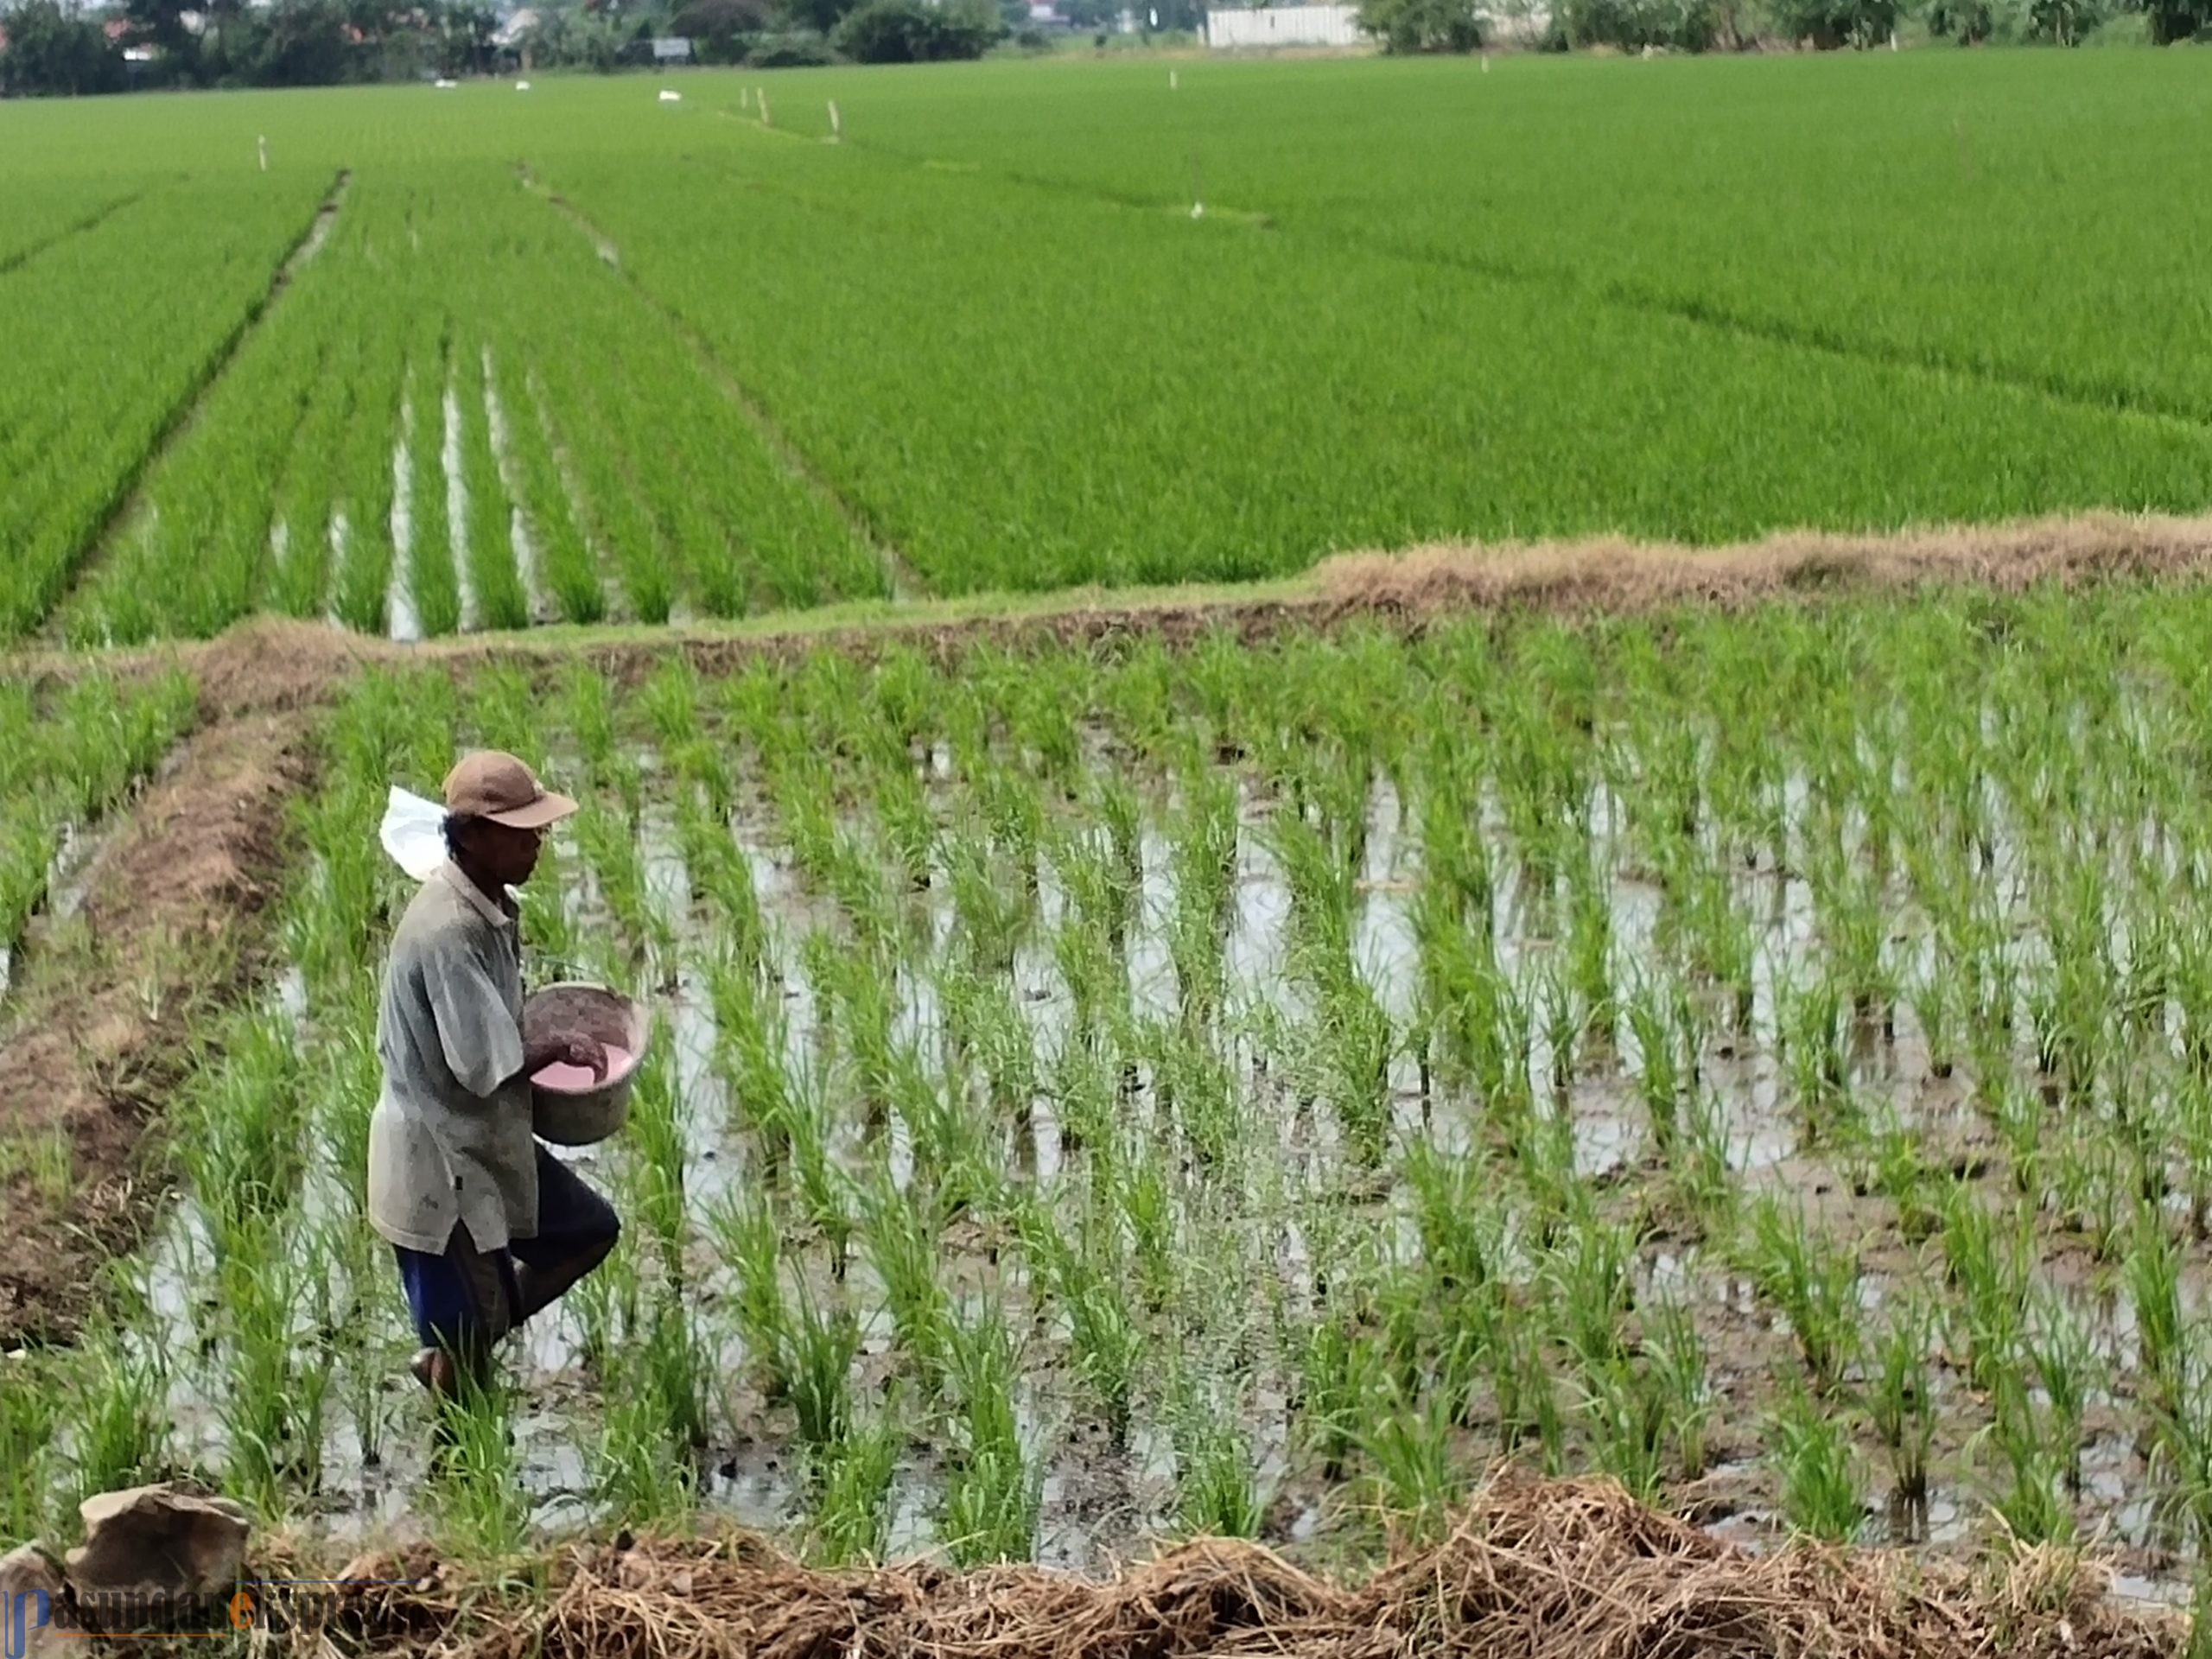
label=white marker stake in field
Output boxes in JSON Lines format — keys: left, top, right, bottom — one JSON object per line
{"left": 1169, "top": 68, "right": 1178, "bottom": 89}
{"left": 759, "top": 89, "right": 772, "bottom": 127}
{"left": 257, "top": 135, "right": 268, "bottom": 171}
{"left": 829, "top": 100, "right": 842, "bottom": 142}
{"left": 1481, "top": 52, "right": 1490, "bottom": 71}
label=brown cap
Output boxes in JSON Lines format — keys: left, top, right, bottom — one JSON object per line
{"left": 443, "top": 751, "right": 578, "bottom": 831}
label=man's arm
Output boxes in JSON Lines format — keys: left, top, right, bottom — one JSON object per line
{"left": 423, "top": 945, "right": 528, "bottom": 1097}
{"left": 424, "top": 937, "right": 609, "bottom": 1093}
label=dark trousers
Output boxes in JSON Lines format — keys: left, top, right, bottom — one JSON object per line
{"left": 393, "top": 1146, "right": 619, "bottom": 1362}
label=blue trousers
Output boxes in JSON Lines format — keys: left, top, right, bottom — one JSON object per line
{"left": 393, "top": 1145, "right": 619, "bottom": 1355}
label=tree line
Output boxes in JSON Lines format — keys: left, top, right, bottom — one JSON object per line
{"left": 2, "top": 0, "right": 2197, "bottom": 99}
{"left": 0, "top": 0, "right": 1176, "bottom": 96}
{"left": 1363, "top": 0, "right": 2206, "bottom": 50}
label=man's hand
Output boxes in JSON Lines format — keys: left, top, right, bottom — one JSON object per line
{"left": 527, "top": 1032, "right": 608, "bottom": 1081}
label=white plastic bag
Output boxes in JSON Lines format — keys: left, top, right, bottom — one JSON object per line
{"left": 380, "top": 786, "right": 448, "bottom": 881}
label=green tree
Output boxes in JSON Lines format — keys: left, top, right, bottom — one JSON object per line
{"left": 257, "top": 0, "right": 356, "bottom": 83}
{"left": 1764, "top": 0, "right": 1897, "bottom": 44}
{"left": 0, "top": 0, "right": 125, "bottom": 92}
{"left": 671, "top": 0, "right": 770, "bottom": 57}
{"left": 2143, "top": 0, "right": 2209, "bottom": 39}
{"left": 833, "top": 0, "right": 1001, "bottom": 56}
{"left": 1357, "top": 0, "right": 1484, "bottom": 49}
{"left": 776, "top": 0, "right": 855, "bottom": 41}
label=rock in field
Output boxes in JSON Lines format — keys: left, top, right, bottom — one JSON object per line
{"left": 65, "top": 1483, "right": 251, "bottom": 1598}
{"left": 0, "top": 1541, "right": 69, "bottom": 1659}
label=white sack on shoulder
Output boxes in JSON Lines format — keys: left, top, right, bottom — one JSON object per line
{"left": 381, "top": 786, "right": 448, "bottom": 880}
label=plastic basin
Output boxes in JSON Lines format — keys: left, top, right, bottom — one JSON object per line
{"left": 523, "top": 982, "right": 649, "bottom": 1146}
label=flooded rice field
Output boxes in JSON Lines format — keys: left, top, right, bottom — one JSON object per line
{"left": 24, "top": 594, "right": 2212, "bottom": 1599}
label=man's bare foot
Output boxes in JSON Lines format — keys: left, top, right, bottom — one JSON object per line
{"left": 410, "top": 1346, "right": 462, "bottom": 1397}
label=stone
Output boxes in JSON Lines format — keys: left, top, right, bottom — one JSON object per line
{"left": 65, "top": 1484, "right": 251, "bottom": 1599}
{"left": 0, "top": 1541, "right": 69, "bottom": 1659}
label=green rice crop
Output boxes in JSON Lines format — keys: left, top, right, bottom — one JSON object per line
{"left": 42, "top": 579, "right": 2212, "bottom": 1595}
{"left": 9, "top": 54, "right": 2212, "bottom": 640}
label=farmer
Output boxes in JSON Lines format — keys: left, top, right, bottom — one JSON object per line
{"left": 367, "top": 751, "right": 620, "bottom": 1399}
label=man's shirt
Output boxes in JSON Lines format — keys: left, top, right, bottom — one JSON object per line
{"left": 366, "top": 861, "right": 537, "bottom": 1255}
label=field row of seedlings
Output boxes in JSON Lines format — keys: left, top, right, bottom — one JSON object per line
{"left": 63, "top": 163, "right": 887, "bottom": 650}
{"left": 20, "top": 587, "right": 2212, "bottom": 1601}
{"left": 0, "top": 178, "right": 145, "bottom": 272}
{"left": 537, "top": 120, "right": 2212, "bottom": 597}
{"left": 0, "top": 668, "right": 195, "bottom": 975}
{"left": 0, "top": 171, "right": 332, "bottom": 642}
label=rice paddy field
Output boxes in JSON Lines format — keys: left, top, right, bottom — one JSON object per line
{"left": 2, "top": 51, "right": 2212, "bottom": 640}
{"left": 6, "top": 588, "right": 2212, "bottom": 1586}
{"left": 8, "top": 41, "right": 2212, "bottom": 1659}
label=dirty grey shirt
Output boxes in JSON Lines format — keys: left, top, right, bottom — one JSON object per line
{"left": 366, "top": 862, "right": 537, "bottom": 1255}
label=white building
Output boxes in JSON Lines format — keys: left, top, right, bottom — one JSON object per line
{"left": 1203, "top": 4, "right": 1363, "bottom": 46}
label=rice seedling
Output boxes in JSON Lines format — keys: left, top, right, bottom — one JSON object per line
{"left": 942, "top": 1302, "right": 1039, "bottom": 1567}
{"left": 1580, "top": 1353, "right": 1668, "bottom": 1503}
{"left": 1983, "top": 1372, "right": 2076, "bottom": 1548}
{"left": 220, "top": 1220, "right": 332, "bottom": 1517}
{"left": 1743, "top": 1197, "right": 1861, "bottom": 1397}
{"left": 1299, "top": 1317, "right": 1382, "bottom": 1483}
{"left": 1866, "top": 1286, "right": 1937, "bottom": 1510}
{"left": 807, "top": 1410, "right": 902, "bottom": 1567}
{"left": 2128, "top": 1204, "right": 2188, "bottom": 1416}
{"left": 67, "top": 1319, "right": 168, "bottom": 1506}
{"left": 704, "top": 1185, "right": 790, "bottom": 1382}
{"left": 1176, "top": 1412, "right": 1263, "bottom": 1540}
{"left": 785, "top": 1283, "right": 861, "bottom": 1452}
{"left": 433, "top": 1377, "right": 532, "bottom": 1561}
{"left": 857, "top": 1170, "right": 954, "bottom": 1385}
{"left": 1769, "top": 1382, "right": 1866, "bottom": 1542}
{"left": 1625, "top": 976, "right": 1685, "bottom": 1158}
{"left": 2027, "top": 1285, "right": 2101, "bottom": 1492}
{"left": 1359, "top": 1384, "right": 1461, "bottom": 1543}
{"left": 1644, "top": 1290, "right": 1714, "bottom": 1482}
{"left": 1940, "top": 1179, "right": 2031, "bottom": 1398}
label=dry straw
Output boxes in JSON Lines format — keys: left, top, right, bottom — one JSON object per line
{"left": 315, "top": 1473, "right": 2182, "bottom": 1659}
{"left": 1317, "top": 511, "right": 2212, "bottom": 618}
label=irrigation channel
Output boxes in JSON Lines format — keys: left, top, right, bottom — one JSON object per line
{"left": 29, "top": 591, "right": 2212, "bottom": 1600}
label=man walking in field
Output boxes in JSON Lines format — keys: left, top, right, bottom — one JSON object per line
{"left": 367, "top": 751, "right": 620, "bottom": 1400}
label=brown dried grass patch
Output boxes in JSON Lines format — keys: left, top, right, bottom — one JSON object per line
{"left": 313, "top": 1474, "right": 2183, "bottom": 1659}
{"left": 1315, "top": 512, "right": 2212, "bottom": 618}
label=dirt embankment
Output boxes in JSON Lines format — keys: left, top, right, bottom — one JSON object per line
{"left": 292, "top": 1474, "right": 2180, "bottom": 1659}
{"left": 0, "top": 632, "right": 328, "bottom": 1347}
{"left": 1312, "top": 510, "right": 2212, "bottom": 619}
